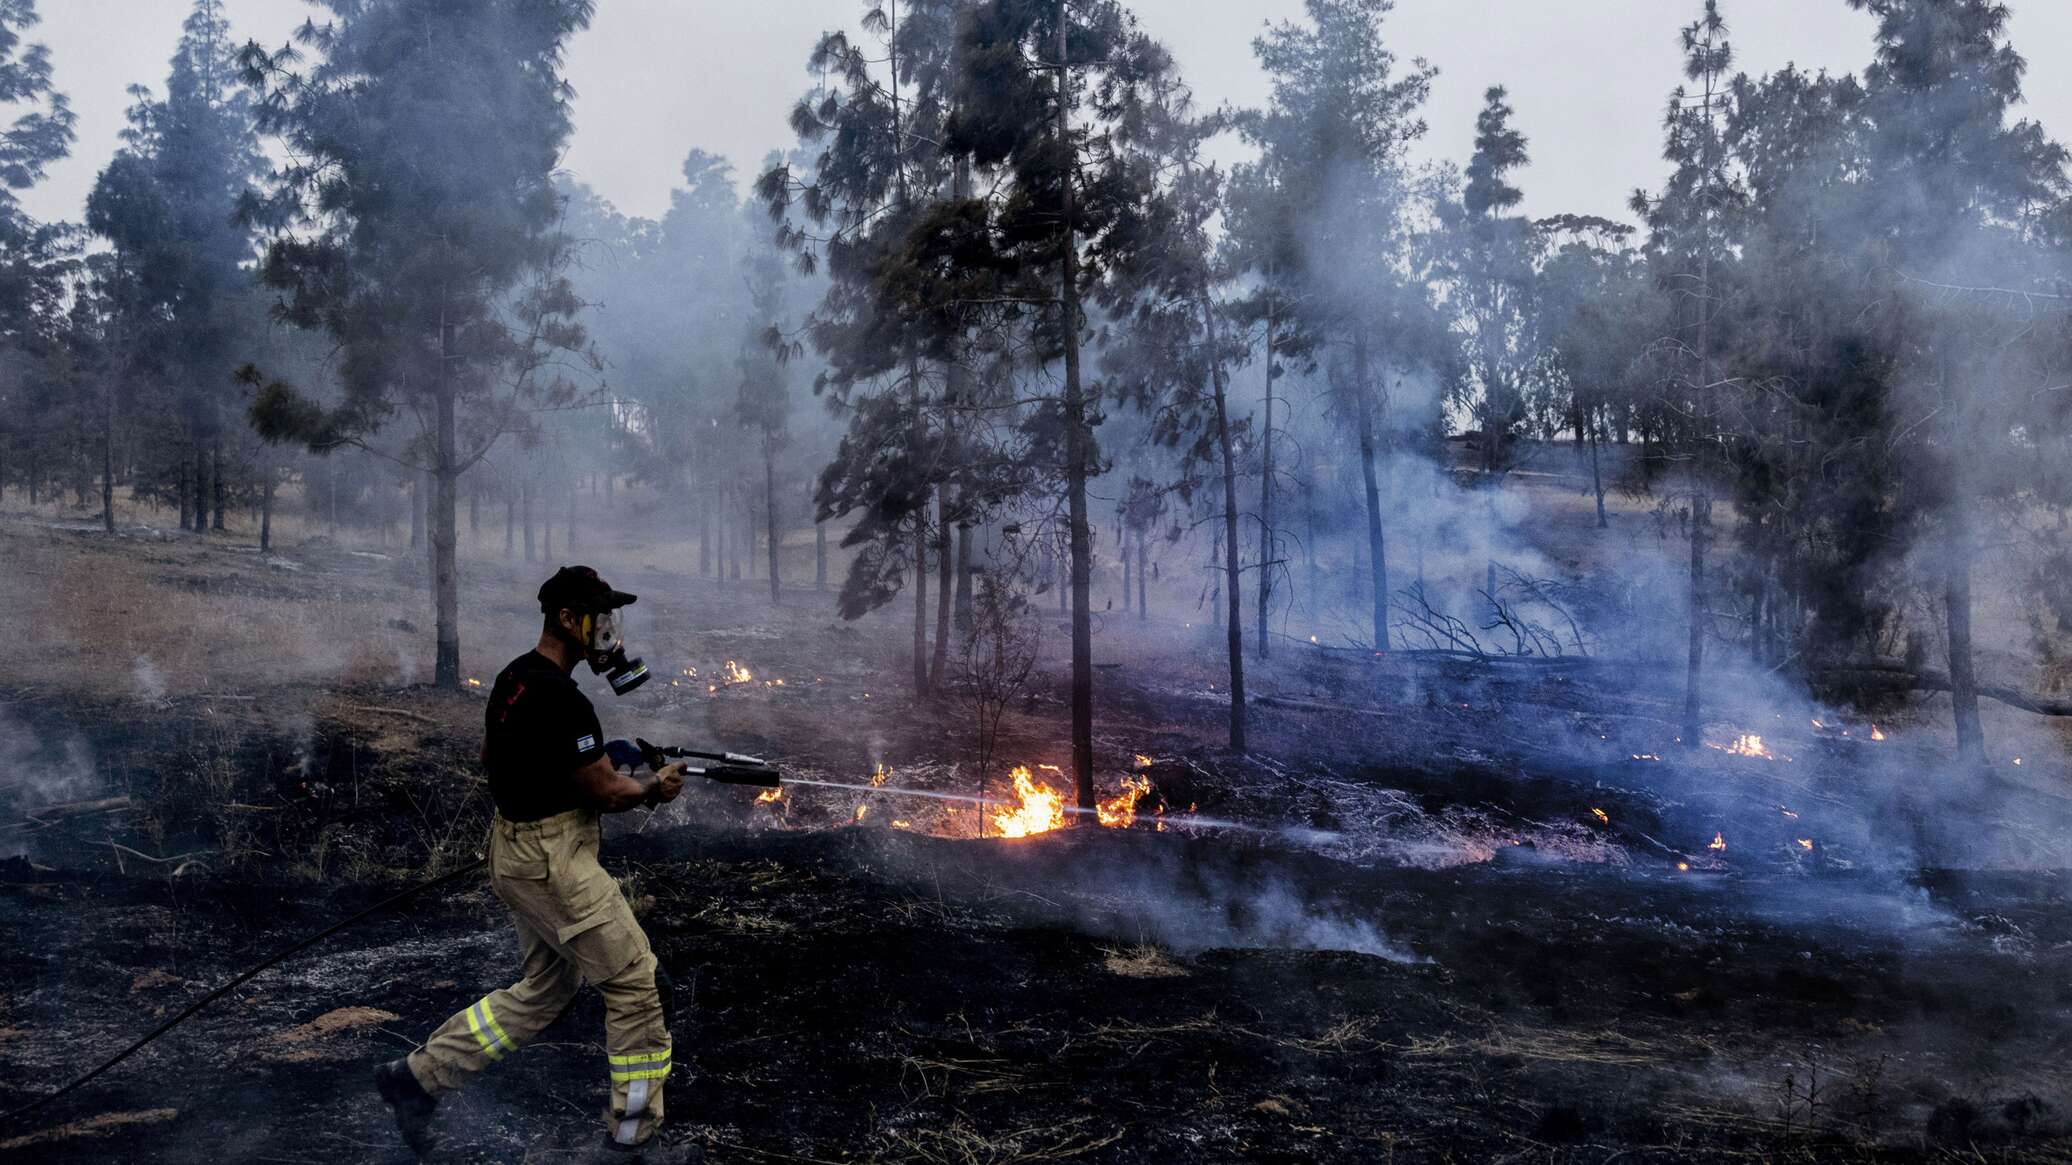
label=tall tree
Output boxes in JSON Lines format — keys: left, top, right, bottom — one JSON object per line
{"left": 1101, "top": 75, "right": 1250, "bottom": 750}
{"left": 241, "top": 0, "right": 598, "bottom": 689}
{"left": 1245, "top": 0, "right": 1440, "bottom": 654}
{"left": 1845, "top": 0, "right": 2069, "bottom": 765}
{"left": 1631, "top": 1, "right": 1737, "bottom": 749}
{"left": 0, "top": 0, "right": 74, "bottom": 506}
{"left": 943, "top": 0, "right": 1177, "bottom": 811}
{"left": 88, "top": 0, "right": 264, "bottom": 537}
{"left": 760, "top": 1, "right": 963, "bottom": 696}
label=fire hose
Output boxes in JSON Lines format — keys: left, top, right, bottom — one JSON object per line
{"left": 0, "top": 742, "right": 782, "bottom": 1129}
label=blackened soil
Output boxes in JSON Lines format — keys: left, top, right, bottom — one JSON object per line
{"left": 3, "top": 821, "right": 2068, "bottom": 1164}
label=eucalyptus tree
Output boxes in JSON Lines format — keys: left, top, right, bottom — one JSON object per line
{"left": 240, "top": 0, "right": 599, "bottom": 689}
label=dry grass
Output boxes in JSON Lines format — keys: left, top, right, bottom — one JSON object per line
{"left": 0, "top": 1108, "right": 179, "bottom": 1152}
{"left": 878, "top": 1115, "right": 1124, "bottom": 1165}
{"left": 1401, "top": 1024, "right": 1677, "bottom": 1066}
{"left": 250, "top": 1005, "right": 402, "bottom": 1064}
{"left": 1099, "top": 943, "right": 1188, "bottom": 978}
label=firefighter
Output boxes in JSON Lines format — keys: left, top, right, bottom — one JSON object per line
{"left": 375, "top": 567, "right": 689, "bottom": 1160}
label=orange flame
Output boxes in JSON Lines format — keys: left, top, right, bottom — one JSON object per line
{"left": 1590, "top": 807, "right": 1610, "bottom": 825}
{"left": 1098, "top": 775, "right": 1152, "bottom": 827}
{"left": 1870, "top": 725, "right": 1886, "bottom": 741}
{"left": 991, "top": 766, "right": 1066, "bottom": 838}
{"left": 1708, "top": 832, "right": 1727, "bottom": 852}
{"left": 1711, "top": 734, "right": 1776, "bottom": 759}
{"left": 755, "top": 786, "right": 786, "bottom": 806}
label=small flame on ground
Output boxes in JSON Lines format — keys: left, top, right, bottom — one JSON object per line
{"left": 1590, "top": 807, "right": 1610, "bottom": 825}
{"left": 1676, "top": 861, "right": 1690, "bottom": 872}
{"left": 992, "top": 766, "right": 1066, "bottom": 838}
{"left": 755, "top": 786, "right": 786, "bottom": 806}
{"left": 1097, "top": 775, "right": 1152, "bottom": 827}
{"left": 466, "top": 677, "right": 482, "bottom": 688}
{"left": 854, "top": 804, "right": 869, "bottom": 823}
{"left": 891, "top": 819, "right": 912, "bottom": 829}
{"left": 871, "top": 763, "right": 891, "bottom": 788}
{"left": 1708, "top": 832, "right": 1728, "bottom": 852}
{"left": 1712, "top": 734, "right": 1776, "bottom": 760}
{"left": 1870, "top": 725, "right": 1886, "bottom": 741}
{"left": 1133, "top": 754, "right": 1155, "bottom": 770}
{"left": 1796, "top": 838, "right": 1814, "bottom": 851}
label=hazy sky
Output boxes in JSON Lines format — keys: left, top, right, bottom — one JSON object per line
{"left": 22, "top": 1, "right": 2072, "bottom": 227}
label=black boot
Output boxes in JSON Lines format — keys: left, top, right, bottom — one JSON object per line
{"left": 373, "top": 1057, "right": 439, "bottom": 1158}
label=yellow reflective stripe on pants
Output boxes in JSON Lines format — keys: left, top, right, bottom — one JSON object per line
{"left": 466, "top": 998, "right": 514, "bottom": 1060}
{"left": 608, "top": 1046, "right": 671, "bottom": 1082}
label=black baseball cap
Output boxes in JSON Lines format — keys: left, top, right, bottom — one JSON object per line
{"left": 538, "top": 566, "right": 638, "bottom": 614}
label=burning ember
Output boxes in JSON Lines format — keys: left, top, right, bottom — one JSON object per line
{"left": 1708, "top": 832, "right": 1728, "bottom": 852}
{"left": 466, "top": 677, "right": 482, "bottom": 688}
{"left": 992, "top": 766, "right": 1067, "bottom": 837}
{"left": 755, "top": 786, "right": 786, "bottom": 806}
{"left": 1097, "top": 775, "right": 1152, "bottom": 827}
{"left": 1711, "top": 734, "right": 1779, "bottom": 760}
{"left": 1871, "top": 725, "right": 1886, "bottom": 741}
{"left": 1590, "top": 807, "right": 1610, "bottom": 825}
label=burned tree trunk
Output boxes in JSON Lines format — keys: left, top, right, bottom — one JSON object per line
{"left": 211, "top": 440, "right": 226, "bottom": 531}
{"left": 1058, "top": 5, "right": 1095, "bottom": 817}
{"left": 766, "top": 430, "right": 781, "bottom": 604}
{"left": 260, "top": 468, "right": 276, "bottom": 552}
{"left": 1945, "top": 543, "right": 1986, "bottom": 766}
{"left": 931, "top": 484, "right": 952, "bottom": 685}
{"left": 1257, "top": 296, "right": 1275, "bottom": 660}
{"left": 1137, "top": 534, "right": 1148, "bottom": 621}
{"left": 1353, "top": 333, "right": 1389, "bottom": 653}
{"left": 521, "top": 480, "right": 536, "bottom": 562}
{"left": 1588, "top": 416, "right": 1608, "bottom": 529}
{"left": 1202, "top": 288, "right": 1246, "bottom": 752}
{"left": 100, "top": 373, "right": 115, "bottom": 534}
{"left": 1680, "top": 494, "right": 1711, "bottom": 749}
{"left": 431, "top": 322, "right": 462, "bottom": 690}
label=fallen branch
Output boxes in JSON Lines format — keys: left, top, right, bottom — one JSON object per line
{"left": 1815, "top": 664, "right": 2072, "bottom": 717}
{"left": 25, "top": 796, "right": 132, "bottom": 824}
{"left": 98, "top": 840, "right": 215, "bottom": 866}
{"left": 340, "top": 704, "right": 440, "bottom": 726}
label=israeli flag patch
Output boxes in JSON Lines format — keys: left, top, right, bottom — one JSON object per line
{"left": 576, "top": 734, "right": 597, "bottom": 753}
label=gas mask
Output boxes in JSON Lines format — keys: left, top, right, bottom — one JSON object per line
{"left": 579, "top": 608, "right": 649, "bottom": 696}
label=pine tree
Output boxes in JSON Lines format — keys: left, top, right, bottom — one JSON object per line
{"left": 241, "top": 0, "right": 599, "bottom": 689}
{"left": 1244, "top": 0, "right": 1442, "bottom": 655}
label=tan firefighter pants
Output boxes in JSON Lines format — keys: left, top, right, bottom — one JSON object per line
{"left": 407, "top": 808, "right": 672, "bottom": 1147}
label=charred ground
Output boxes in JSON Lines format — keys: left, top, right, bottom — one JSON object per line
{"left": 1, "top": 519, "right": 2069, "bottom": 1164}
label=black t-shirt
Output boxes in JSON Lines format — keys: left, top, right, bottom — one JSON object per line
{"left": 483, "top": 650, "right": 606, "bottom": 822}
